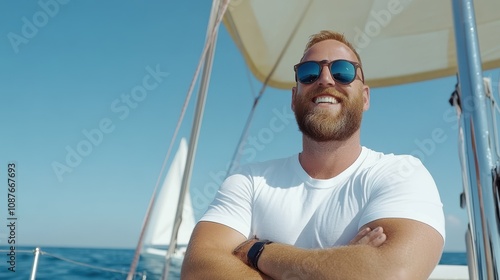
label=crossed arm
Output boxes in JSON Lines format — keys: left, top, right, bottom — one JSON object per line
{"left": 181, "top": 218, "right": 443, "bottom": 280}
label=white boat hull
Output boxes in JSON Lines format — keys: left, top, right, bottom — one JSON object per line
{"left": 429, "top": 264, "right": 469, "bottom": 280}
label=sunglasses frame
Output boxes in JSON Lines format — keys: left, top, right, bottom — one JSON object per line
{"left": 293, "top": 59, "right": 365, "bottom": 85}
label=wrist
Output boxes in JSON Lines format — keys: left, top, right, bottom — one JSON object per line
{"left": 247, "top": 239, "right": 273, "bottom": 270}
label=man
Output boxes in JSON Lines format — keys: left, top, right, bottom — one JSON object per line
{"left": 181, "top": 30, "right": 445, "bottom": 279}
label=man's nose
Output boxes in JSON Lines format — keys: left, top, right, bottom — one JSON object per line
{"left": 317, "top": 64, "right": 335, "bottom": 86}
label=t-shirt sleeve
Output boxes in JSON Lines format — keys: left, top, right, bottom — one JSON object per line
{"left": 199, "top": 169, "right": 254, "bottom": 238}
{"left": 359, "top": 156, "right": 445, "bottom": 240}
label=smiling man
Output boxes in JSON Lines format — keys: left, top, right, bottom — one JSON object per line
{"left": 181, "top": 30, "right": 445, "bottom": 280}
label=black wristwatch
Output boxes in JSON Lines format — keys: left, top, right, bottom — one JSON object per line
{"left": 247, "top": 239, "right": 273, "bottom": 270}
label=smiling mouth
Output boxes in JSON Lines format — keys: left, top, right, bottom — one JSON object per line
{"left": 313, "top": 96, "right": 339, "bottom": 104}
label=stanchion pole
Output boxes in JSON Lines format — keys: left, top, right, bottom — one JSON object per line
{"left": 30, "top": 247, "right": 41, "bottom": 280}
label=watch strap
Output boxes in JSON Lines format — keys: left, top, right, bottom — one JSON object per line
{"left": 247, "top": 239, "right": 273, "bottom": 270}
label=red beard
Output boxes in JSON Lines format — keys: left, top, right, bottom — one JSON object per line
{"left": 293, "top": 87, "right": 364, "bottom": 142}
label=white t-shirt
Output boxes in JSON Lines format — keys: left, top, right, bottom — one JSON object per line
{"left": 201, "top": 147, "right": 445, "bottom": 248}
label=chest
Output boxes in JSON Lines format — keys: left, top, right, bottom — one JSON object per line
{"left": 251, "top": 180, "right": 371, "bottom": 248}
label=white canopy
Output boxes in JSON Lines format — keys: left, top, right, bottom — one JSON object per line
{"left": 223, "top": 0, "right": 500, "bottom": 88}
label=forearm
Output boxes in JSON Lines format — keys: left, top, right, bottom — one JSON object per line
{"left": 248, "top": 220, "right": 442, "bottom": 280}
{"left": 181, "top": 222, "right": 275, "bottom": 279}
{"left": 182, "top": 252, "right": 273, "bottom": 280}
{"left": 258, "top": 243, "right": 405, "bottom": 280}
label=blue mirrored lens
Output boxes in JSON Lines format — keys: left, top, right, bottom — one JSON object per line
{"left": 297, "top": 62, "right": 320, "bottom": 84}
{"left": 330, "top": 60, "right": 356, "bottom": 84}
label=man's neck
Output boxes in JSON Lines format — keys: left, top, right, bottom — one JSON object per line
{"left": 299, "top": 134, "right": 362, "bottom": 179}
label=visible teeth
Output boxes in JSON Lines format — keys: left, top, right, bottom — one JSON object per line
{"left": 314, "top": 96, "right": 338, "bottom": 104}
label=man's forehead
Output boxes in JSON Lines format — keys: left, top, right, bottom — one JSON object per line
{"left": 302, "top": 40, "right": 358, "bottom": 62}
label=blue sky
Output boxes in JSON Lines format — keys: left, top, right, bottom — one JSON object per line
{"left": 1, "top": 0, "right": 498, "bottom": 252}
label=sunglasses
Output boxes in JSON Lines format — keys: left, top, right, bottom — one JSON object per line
{"left": 294, "top": 59, "right": 364, "bottom": 85}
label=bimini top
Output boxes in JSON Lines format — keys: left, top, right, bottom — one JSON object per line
{"left": 223, "top": 0, "right": 500, "bottom": 89}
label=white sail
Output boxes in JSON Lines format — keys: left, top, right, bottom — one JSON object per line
{"left": 144, "top": 138, "right": 195, "bottom": 249}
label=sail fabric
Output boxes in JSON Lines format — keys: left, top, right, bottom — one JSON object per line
{"left": 144, "top": 138, "right": 195, "bottom": 247}
{"left": 223, "top": 0, "right": 500, "bottom": 88}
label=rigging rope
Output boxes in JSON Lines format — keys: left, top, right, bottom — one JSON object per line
{"left": 226, "top": 0, "right": 314, "bottom": 175}
{"left": 41, "top": 250, "right": 146, "bottom": 277}
{"left": 161, "top": 1, "right": 230, "bottom": 279}
{"left": 127, "top": 1, "right": 230, "bottom": 279}
{"left": 0, "top": 248, "right": 147, "bottom": 279}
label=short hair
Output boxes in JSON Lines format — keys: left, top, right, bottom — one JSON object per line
{"left": 303, "top": 30, "right": 362, "bottom": 66}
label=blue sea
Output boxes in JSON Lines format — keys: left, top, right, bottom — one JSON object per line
{"left": 0, "top": 246, "right": 467, "bottom": 279}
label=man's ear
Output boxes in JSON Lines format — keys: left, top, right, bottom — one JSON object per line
{"left": 362, "top": 85, "right": 370, "bottom": 111}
